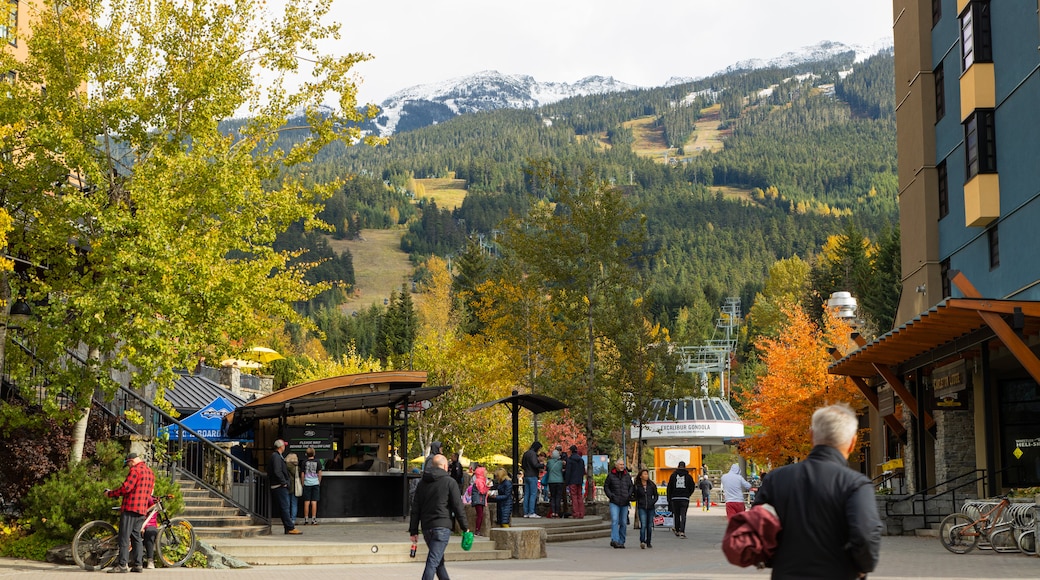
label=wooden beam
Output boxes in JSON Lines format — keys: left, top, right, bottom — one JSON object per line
{"left": 951, "top": 271, "right": 1040, "bottom": 385}
{"left": 829, "top": 348, "right": 907, "bottom": 437}
{"left": 874, "top": 364, "right": 936, "bottom": 431}
{"left": 946, "top": 298, "right": 1040, "bottom": 317}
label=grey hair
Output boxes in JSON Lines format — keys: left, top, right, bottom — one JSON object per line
{"left": 811, "top": 404, "right": 859, "bottom": 449}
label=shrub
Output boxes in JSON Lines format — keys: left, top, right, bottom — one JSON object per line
{"left": 21, "top": 441, "right": 182, "bottom": 542}
{"left": 0, "top": 521, "right": 62, "bottom": 560}
{"left": 21, "top": 440, "right": 126, "bottom": 540}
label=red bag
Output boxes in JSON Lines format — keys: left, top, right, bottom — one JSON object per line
{"left": 722, "top": 503, "right": 781, "bottom": 569}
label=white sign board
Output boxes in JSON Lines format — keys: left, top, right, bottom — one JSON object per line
{"left": 663, "top": 448, "right": 691, "bottom": 468}
{"left": 633, "top": 420, "right": 744, "bottom": 439}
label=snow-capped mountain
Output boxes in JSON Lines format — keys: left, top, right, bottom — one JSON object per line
{"left": 367, "top": 39, "right": 893, "bottom": 136}
{"left": 369, "top": 71, "right": 638, "bottom": 136}
{"left": 664, "top": 39, "right": 893, "bottom": 87}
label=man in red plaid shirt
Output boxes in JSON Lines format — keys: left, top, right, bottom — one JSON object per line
{"left": 105, "top": 453, "right": 155, "bottom": 573}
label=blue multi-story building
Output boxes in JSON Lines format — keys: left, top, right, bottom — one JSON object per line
{"left": 831, "top": 0, "right": 1040, "bottom": 505}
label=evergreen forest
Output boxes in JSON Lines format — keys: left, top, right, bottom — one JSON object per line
{"left": 273, "top": 49, "right": 899, "bottom": 357}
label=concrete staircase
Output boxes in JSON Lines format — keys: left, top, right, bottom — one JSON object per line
{"left": 207, "top": 538, "right": 511, "bottom": 565}
{"left": 177, "top": 479, "right": 269, "bottom": 539}
{"left": 511, "top": 515, "right": 612, "bottom": 542}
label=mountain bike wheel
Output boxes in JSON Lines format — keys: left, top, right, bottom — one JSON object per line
{"left": 72, "top": 520, "right": 119, "bottom": 571}
{"left": 939, "top": 512, "right": 979, "bottom": 554}
{"left": 1016, "top": 528, "right": 1036, "bottom": 556}
{"left": 157, "top": 519, "right": 197, "bottom": 568}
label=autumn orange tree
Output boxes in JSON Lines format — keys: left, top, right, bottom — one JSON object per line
{"left": 739, "top": 303, "right": 862, "bottom": 466}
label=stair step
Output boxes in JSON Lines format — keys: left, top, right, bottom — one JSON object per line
{"left": 180, "top": 507, "right": 244, "bottom": 518}
{"left": 211, "top": 541, "right": 510, "bottom": 565}
{"left": 211, "top": 540, "right": 500, "bottom": 557}
{"left": 192, "top": 526, "right": 271, "bottom": 539}
{"left": 180, "top": 515, "right": 257, "bottom": 527}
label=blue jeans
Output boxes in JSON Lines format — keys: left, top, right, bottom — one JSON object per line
{"left": 523, "top": 476, "right": 538, "bottom": 515}
{"left": 637, "top": 507, "right": 654, "bottom": 544}
{"left": 289, "top": 494, "right": 298, "bottom": 522}
{"left": 270, "top": 485, "right": 294, "bottom": 533}
{"left": 609, "top": 502, "right": 628, "bottom": 545}
{"left": 422, "top": 527, "right": 452, "bottom": 580}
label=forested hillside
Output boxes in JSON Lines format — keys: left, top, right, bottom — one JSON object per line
{"left": 273, "top": 49, "right": 897, "bottom": 350}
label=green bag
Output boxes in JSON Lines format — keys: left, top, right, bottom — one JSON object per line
{"left": 461, "top": 530, "right": 474, "bottom": 551}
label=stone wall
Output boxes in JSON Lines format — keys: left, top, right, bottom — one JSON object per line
{"left": 934, "top": 408, "right": 977, "bottom": 495}
{"left": 901, "top": 403, "right": 917, "bottom": 494}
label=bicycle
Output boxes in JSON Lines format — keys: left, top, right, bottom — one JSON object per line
{"left": 938, "top": 494, "right": 1033, "bottom": 554}
{"left": 72, "top": 494, "right": 197, "bottom": 570}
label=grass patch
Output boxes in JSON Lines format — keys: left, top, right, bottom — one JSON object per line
{"left": 415, "top": 178, "right": 467, "bottom": 210}
{"left": 327, "top": 227, "right": 415, "bottom": 315}
{"left": 624, "top": 116, "right": 671, "bottom": 161}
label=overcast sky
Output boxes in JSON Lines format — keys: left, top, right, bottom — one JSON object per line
{"left": 331, "top": 0, "right": 894, "bottom": 105}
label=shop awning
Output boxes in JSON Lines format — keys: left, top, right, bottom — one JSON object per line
{"left": 829, "top": 298, "right": 1040, "bottom": 378}
{"left": 224, "top": 383, "right": 450, "bottom": 436}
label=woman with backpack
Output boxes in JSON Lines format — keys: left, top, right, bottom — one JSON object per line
{"left": 469, "top": 464, "right": 489, "bottom": 535}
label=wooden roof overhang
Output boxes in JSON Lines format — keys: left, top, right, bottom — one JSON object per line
{"left": 223, "top": 371, "right": 434, "bottom": 436}
{"left": 829, "top": 291, "right": 1040, "bottom": 436}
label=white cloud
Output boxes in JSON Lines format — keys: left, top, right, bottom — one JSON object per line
{"left": 331, "top": 0, "right": 892, "bottom": 104}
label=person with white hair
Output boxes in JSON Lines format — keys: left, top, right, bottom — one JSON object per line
{"left": 752, "top": 403, "right": 881, "bottom": 579}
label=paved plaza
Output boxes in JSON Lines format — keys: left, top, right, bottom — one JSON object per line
{"left": 2, "top": 508, "right": 1038, "bottom": 579}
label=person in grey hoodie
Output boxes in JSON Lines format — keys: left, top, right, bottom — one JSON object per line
{"left": 409, "top": 454, "right": 469, "bottom": 580}
{"left": 721, "top": 463, "right": 752, "bottom": 519}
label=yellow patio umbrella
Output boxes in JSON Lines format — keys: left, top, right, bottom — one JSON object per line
{"left": 242, "top": 346, "right": 285, "bottom": 364}
{"left": 410, "top": 455, "right": 473, "bottom": 467}
{"left": 475, "top": 454, "right": 513, "bottom": 466}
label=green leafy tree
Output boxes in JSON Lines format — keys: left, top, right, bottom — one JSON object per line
{"left": 0, "top": 0, "right": 380, "bottom": 461}
{"left": 499, "top": 165, "right": 648, "bottom": 456}
{"left": 747, "top": 255, "right": 812, "bottom": 339}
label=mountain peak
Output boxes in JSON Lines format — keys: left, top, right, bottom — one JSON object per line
{"left": 368, "top": 38, "right": 892, "bottom": 136}
{"left": 371, "top": 71, "right": 638, "bottom": 136}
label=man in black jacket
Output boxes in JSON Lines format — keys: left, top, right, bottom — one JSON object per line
{"left": 753, "top": 404, "right": 882, "bottom": 580}
{"left": 268, "top": 439, "right": 300, "bottom": 535}
{"left": 666, "top": 461, "right": 695, "bottom": 538}
{"left": 564, "top": 445, "right": 586, "bottom": 519}
{"left": 603, "top": 459, "right": 634, "bottom": 548}
{"left": 520, "top": 441, "right": 543, "bottom": 518}
{"left": 409, "top": 454, "right": 469, "bottom": 580}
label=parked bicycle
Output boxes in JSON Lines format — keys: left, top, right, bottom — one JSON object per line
{"left": 938, "top": 494, "right": 1036, "bottom": 555}
{"left": 72, "top": 494, "right": 197, "bottom": 570}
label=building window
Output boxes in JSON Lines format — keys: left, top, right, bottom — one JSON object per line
{"left": 937, "top": 161, "right": 949, "bottom": 219}
{"left": 988, "top": 226, "right": 999, "bottom": 269}
{"left": 964, "top": 109, "right": 996, "bottom": 179}
{"left": 932, "top": 0, "right": 942, "bottom": 27}
{"left": 941, "top": 258, "right": 951, "bottom": 299}
{"left": 960, "top": 1, "right": 992, "bottom": 71}
{"left": 934, "top": 63, "right": 945, "bottom": 122}
{"left": 2, "top": 0, "right": 17, "bottom": 47}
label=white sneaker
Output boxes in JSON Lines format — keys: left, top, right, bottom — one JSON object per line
{"left": 145, "top": 562, "right": 155, "bottom": 569}
{"left": 530, "top": 514, "right": 542, "bottom": 518}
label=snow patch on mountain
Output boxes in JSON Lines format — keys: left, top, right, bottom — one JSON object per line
{"left": 371, "top": 71, "right": 637, "bottom": 136}
{"left": 369, "top": 38, "right": 893, "bottom": 136}
{"left": 665, "top": 38, "right": 892, "bottom": 87}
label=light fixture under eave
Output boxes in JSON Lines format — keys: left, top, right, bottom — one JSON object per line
{"left": 9, "top": 299, "right": 32, "bottom": 321}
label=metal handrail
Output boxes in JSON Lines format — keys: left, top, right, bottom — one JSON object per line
{"left": 2, "top": 335, "right": 270, "bottom": 525}
{"left": 110, "top": 382, "right": 271, "bottom": 525}
{"left": 884, "top": 468, "right": 987, "bottom": 525}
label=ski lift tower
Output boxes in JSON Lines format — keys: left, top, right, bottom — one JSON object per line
{"left": 675, "top": 298, "right": 741, "bottom": 399}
